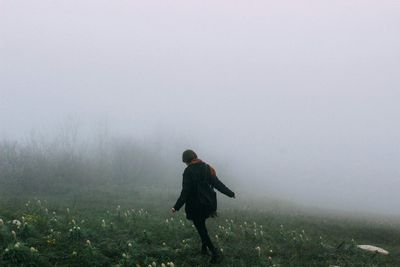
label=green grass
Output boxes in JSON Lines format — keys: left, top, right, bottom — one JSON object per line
{"left": 1, "top": 188, "right": 400, "bottom": 267}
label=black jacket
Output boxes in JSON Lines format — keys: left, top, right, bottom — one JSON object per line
{"left": 173, "top": 161, "right": 235, "bottom": 220}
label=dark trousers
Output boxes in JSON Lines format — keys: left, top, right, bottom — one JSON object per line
{"left": 192, "top": 217, "right": 216, "bottom": 253}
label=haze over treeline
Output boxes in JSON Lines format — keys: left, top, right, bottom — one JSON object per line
{"left": 1, "top": 1, "right": 399, "bottom": 215}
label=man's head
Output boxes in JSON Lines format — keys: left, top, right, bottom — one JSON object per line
{"left": 182, "top": 149, "right": 197, "bottom": 164}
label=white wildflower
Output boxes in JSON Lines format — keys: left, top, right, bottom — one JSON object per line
{"left": 152, "top": 262, "right": 156, "bottom": 267}
{"left": 11, "top": 230, "right": 16, "bottom": 239}
{"left": 66, "top": 208, "right": 70, "bottom": 214}
{"left": 12, "top": 220, "right": 22, "bottom": 228}
{"left": 161, "top": 264, "right": 166, "bottom": 267}
{"left": 5, "top": 248, "right": 9, "bottom": 252}
{"left": 128, "top": 242, "right": 132, "bottom": 248}
{"left": 86, "top": 240, "right": 91, "bottom": 246}
{"left": 101, "top": 219, "right": 106, "bottom": 228}
{"left": 14, "top": 242, "right": 20, "bottom": 249}
{"left": 72, "top": 251, "right": 78, "bottom": 256}
{"left": 0, "top": 218, "right": 3, "bottom": 226}
{"left": 122, "top": 253, "right": 127, "bottom": 258}
{"left": 357, "top": 245, "right": 389, "bottom": 255}
{"left": 30, "top": 247, "right": 38, "bottom": 253}
{"left": 255, "top": 246, "right": 261, "bottom": 256}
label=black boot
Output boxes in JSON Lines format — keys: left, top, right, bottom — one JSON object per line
{"left": 209, "top": 248, "right": 222, "bottom": 264}
{"left": 201, "top": 243, "right": 209, "bottom": 255}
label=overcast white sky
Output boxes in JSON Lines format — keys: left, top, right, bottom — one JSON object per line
{"left": 1, "top": 0, "right": 400, "bottom": 214}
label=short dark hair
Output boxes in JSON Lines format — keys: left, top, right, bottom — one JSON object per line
{"left": 182, "top": 149, "right": 197, "bottom": 163}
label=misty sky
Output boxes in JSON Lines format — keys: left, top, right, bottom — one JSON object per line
{"left": 1, "top": 1, "right": 400, "bottom": 214}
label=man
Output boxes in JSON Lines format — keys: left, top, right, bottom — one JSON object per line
{"left": 172, "top": 149, "right": 236, "bottom": 264}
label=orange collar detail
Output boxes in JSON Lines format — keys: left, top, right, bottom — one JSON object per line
{"left": 189, "top": 159, "right": 217, "bottom": 177}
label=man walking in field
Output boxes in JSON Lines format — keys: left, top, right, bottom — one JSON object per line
{"left": 172, "top": 149, "right": 236, "bottom": 264}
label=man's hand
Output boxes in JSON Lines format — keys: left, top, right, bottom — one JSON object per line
{"left": 171, "top": 208, "right": 176, "bottom": 213}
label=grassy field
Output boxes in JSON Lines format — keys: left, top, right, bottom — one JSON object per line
{"left": 1, "top": 187, "right": 400, "bottom": 267}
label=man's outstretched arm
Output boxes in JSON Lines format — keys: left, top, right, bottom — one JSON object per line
{"left": 209, "top": 175, "right": 235, "bottom": 198}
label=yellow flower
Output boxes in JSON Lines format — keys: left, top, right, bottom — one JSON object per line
{"left": 24, "top": 214, "right": 39, "bottom": 224}
{"left": 47, "top": 239, "right": 56, "bottom": 246}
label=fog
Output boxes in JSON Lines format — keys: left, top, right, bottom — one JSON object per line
{"left": 1, "top": 1, "right": 400, "bottom": 215}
